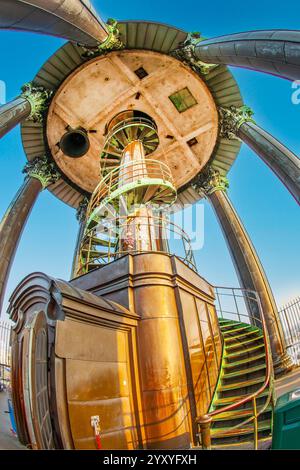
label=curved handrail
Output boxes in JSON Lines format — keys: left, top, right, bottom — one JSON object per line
{"left": 101, "top": 116, "right": 159, "bottom": 164}
{"left": 87, "top": 159, "right": 176, "bottom": 216}
{"left": 105, "top": 116, "right": 158, "bottom": 144}
{"left": 196, "top": 288, "right": 274, "bottom": 450}
{"left": 78, "top": 214, "right": 197, "bottom": 274}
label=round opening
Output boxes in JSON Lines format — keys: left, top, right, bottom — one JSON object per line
{"left": 60, "top": 128, "right": 90, "bottom": 158}
{"left": 106, "top": 109, "right": 157, "bottom": 134}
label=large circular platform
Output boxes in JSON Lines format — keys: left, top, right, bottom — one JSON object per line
{"left": 46, "top": 49, "right": 218, "bottom": 193}
{"left": 21, "top": 21, "right": 243, "bottom": 209}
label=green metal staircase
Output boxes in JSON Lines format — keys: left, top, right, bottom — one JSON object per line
{"left": 204, "top": 318, "right": 275, "bottom": 449}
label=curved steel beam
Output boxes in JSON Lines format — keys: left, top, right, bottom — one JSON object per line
{"left": 0, "top": 97, "right": 31, "bottom": 139}
{"left": 238, "top": 122, "right": 300, "bottom": 204}
{"left": 195, "top": 30, "right": 300, "bottom": 81}
{"left": 0, "top": 0, "right": 108, "bottom": 46}
{"left": 193, "top": 170, "right": 293, "bottom": 374}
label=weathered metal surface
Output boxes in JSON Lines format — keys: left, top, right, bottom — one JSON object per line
{"left": 238, "top": 122, "right": 300, "bottom": 205}
{"left": 0, "top": 97, "right": 31, "bottom": 139}
{"left": 0, "top": 0, "right": 108, "bottom": 46}
{"left": 8, "top": 254, "right": 221, "bottom": 449}
{"left": 208, "top": 189, "right": 293, "bottom": 374}
{"left": 21, "top": 21, "right": 243, "bottom": 210}
{"left": 8, "top": 272, "right": 140, "bottom": 450}
{"left": 46, "top": 50, "right": 218, "bottom": 194}
{"left": 72, "top": 252, "right": 219, "bottom": 447}
{"left": 195, "top": 30, "right": 300, "bottom": 81}
{"left": 0, "top": 177, "right": 42, "bottom": 314}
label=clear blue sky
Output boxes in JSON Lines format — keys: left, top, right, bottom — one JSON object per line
{"left": 0, "top": 0, "right": 299, "bottom": 320}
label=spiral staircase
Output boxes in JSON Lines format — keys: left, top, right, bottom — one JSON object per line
{"left": 101, "top": 111, "right": 160, "bottom": 174}
{"left": 208, "top": 319, "right": 274, "bottom": 448}
{"left": 76, "top": 111, "right": 183, "bottom": 276}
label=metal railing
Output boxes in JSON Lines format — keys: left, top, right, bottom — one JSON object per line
{"left": 0, "top": 321, "right": 11, "bottom": 391}
{"left": 196, "top": 287, "right": 275, "bottom": 450}
{"left": 101, "top": 116, "right": 159, "bottom": 170}
{"left": 278, "top": 296, "right": 300, "bottom": 366}
{"left": 104, "top": 116, "right": 158, "bottom": 145}
{"left": 78, "top": 213, "right": 197, "bottom": 274}
{"left": 88, "top": 159, "right": 176, "bottom": 217}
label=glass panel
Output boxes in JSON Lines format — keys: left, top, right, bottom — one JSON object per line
{"left": 169, "top": 87, "right": 197, "bottom": 113}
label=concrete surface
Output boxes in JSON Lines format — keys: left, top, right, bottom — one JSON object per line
{"left": 0, "top": 392, "right": 26, "bottom": 450}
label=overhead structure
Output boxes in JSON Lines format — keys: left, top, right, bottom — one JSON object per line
{"left": 0, "top": 9, "right": 298, "bottom": 451}
{"left": 194, "top": 30, "right": 300, "bottom": 81}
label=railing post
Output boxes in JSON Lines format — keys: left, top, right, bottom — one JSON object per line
{"left": 197, "top": 415, "right": 212, "bottom": 450}
{"left": 252, "top": 397, "right": 258, "bottom": 450}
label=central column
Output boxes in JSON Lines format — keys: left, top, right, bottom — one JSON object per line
{"left": 119, "top": 140, "right": 157, "bottom": 254}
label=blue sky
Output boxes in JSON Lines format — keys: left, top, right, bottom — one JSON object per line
{"left": 0, "top": 0, "right": 299, "bottom": 319}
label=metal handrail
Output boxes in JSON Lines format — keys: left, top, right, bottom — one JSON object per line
{"left": 104, "top": 116, "right": 158, "bottom": 145}
{"left": 196, "top": 287, "right": 274, "bottom": 450}
{"left": 278, "top": 296, "right": 300, "bottom": 365}
{"left": 88, "top": 159, "right": 176, "bottom": 215}
{"left": 78, "top": 214, "right": 197, "bottom": 273}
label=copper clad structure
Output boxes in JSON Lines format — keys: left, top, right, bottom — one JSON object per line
{"left": 9, "top": 260, "right": 221, "bottom": 449}
{"left": 1, "top": 9, "right": 298, "bottom": 451}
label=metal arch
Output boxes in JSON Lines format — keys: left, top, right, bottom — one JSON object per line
{"left": 195, "top": 30, "right": 300, "bottom": 81}
{"left": 0, "top": 0, "right": 108, "bottom": 46}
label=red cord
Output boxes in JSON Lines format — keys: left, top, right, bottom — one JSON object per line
{"left": 95, "top": 434, "right": 102, "bottom": 450}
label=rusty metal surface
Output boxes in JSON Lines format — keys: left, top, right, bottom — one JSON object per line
{"left": 21, "top": 21, "right": 243, "bottom": 209}
{"left": 0, "top": 0, "right": 108, "bottom": 46}
{"left": 0, "top": 97, "right": 31, "bottom": 139}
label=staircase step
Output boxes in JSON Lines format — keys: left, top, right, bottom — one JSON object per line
{"left": 222, "top": 325, "right": 253, "bottom": 336}
{"left": 226, "top": 343, "right": 265, "bottom": 359}
{"left": 219, "top": 321, "right": 245, "bottom": 329}
{"left": 223, "top": 352, "right": 266, "bottom": 369}
{"left": 211, "top": 419, "right": 271, "bottom": 439}
{"left": 224, "top": 329, "right": 261, "bottom": 343}
{"left": 214, "top": 390, "right": 269, "bottom": 407}
{"left": 219, "top": 376, "right": 264, "bottom": 392}
{"left": 212, "top": 406, "right": 272, "bottom": 422}
{"left": 225, "top": 336, "right": 263, "bottom": 351}
{"left": 223, "top": 363, "right": 266, "bottom": 379}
